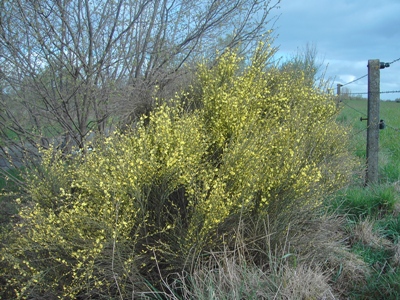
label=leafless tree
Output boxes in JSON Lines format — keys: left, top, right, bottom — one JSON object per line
{"left": 0, "top": 0, "right": 280, "bottom": 173}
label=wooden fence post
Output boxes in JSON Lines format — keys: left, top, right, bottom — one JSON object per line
{"left": 365, "top": 59, "right": 380, "bottom": 185}
{"left": 336, "top": 84, "right": 343, "bottom": 108}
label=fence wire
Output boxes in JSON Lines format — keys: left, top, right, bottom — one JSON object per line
{"left": 340, "top": 100, "right": 367, "bottom": 117}
{"left": 389, "top": 57, "right": 400, "bottom": 65}
{"left": 339, "top": 56, "right": 400, "bottom": 92}
{"left": 341, "top": 74, "right": 368, "bottom": 87}
{"left": 386, "top": 124, "right": 400, "bottom": 132}
{"left": 337, "top": 56, "right": 400, "bottom": 159}
{"left": 345, "top": 90, "right": 400, "bottom": 96}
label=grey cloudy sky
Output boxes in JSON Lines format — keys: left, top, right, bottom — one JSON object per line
{"left": 274, "top": 0, "right": 400, "bottom": 99}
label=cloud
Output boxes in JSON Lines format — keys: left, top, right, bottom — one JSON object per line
{"left": 275, "top": 0, "right": 400, "bottom": 99}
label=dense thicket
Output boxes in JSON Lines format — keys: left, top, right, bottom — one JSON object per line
{"left": 0, "top": 46, "right": 356, "bottom": 299}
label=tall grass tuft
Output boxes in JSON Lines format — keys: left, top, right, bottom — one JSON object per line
{"left": 330, "top": 185, "right": 398, "bottom": 221}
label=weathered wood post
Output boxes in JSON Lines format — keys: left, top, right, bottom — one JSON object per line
{"left": 336, "top": 84, "right": 343, "bottom": 108}
{"left": 365, "top": 59, "right": 380, "bottom": 185}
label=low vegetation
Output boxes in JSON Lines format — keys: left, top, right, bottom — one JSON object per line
{"left": 331, "top": 97, "right": 400, "bottom": 299}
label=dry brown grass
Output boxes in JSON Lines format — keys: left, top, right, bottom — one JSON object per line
{"left": 159, "top": 208, "right": 379, "bottom": 299}
{"left": 163, "top": 215, "right": 346, "bottom": 299}
{"left": 352, "top": 218, "right": 392, "bottom": 249}
{"left": 172, "top": 248, "right": 336, "bottom": 299}
{"left": 278, "top": 264, "right": 335, "bottom": 300}
{"left": 287, "top": 213, "right": 370, "bottom": 298}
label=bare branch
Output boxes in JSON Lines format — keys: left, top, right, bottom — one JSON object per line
{"left": 0, "top": 0, "right": 280, "bottom": 177}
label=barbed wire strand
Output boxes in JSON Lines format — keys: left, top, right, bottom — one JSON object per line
{"left": 347, "top": 92, "right": 368, "bottom": 95}
{"left": 346, "top": 90, "right": 400, "bottom": 95}
{"left": 380, "top": 90, "right": 400, "bottom": 94}
{"left": 341, "top": 74, "right": 368, "bottom": 87}
{"left": 389, "top": 57, "right": 400, "bottom": 65}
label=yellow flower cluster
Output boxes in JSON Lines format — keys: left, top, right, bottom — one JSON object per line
{"left": 0, "top": 46, "right": 356, "bottom": 299}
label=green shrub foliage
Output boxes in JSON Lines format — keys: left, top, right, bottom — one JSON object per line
{"left": 1, "top": 45, "right": 356, "bottom": 299}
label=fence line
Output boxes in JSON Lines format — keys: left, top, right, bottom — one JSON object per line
{"left": 337, "top": 57, "right": 400, "bottom": 184}
{"left": 339, "top": 56, "right": 400, "bottom": 96}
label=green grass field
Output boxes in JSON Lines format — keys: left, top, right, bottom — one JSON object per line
{"left": 338, "top": 98, "right": 400, "bottom": 182}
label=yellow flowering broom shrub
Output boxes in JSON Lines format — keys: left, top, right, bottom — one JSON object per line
{"left": 0, "top": 45, "right": 356, "bottom": 299}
